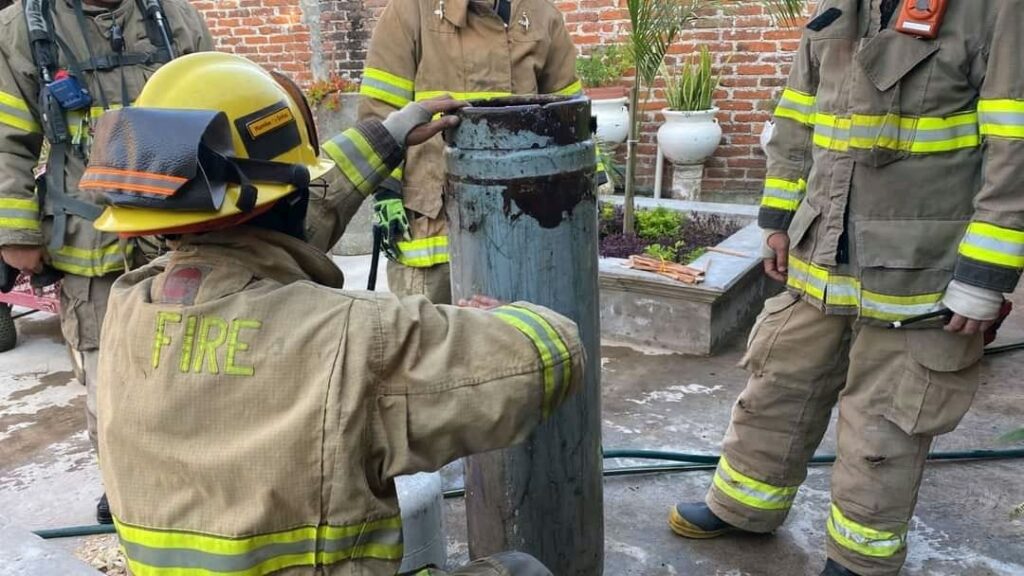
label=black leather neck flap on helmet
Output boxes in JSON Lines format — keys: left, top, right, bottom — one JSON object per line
{"left": 81, "top": 107, "right": 311, "bottom": 214}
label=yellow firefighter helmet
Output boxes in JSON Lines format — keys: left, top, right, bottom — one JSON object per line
{"left": 89, "top": 51, "right": 333, "bottom": 236}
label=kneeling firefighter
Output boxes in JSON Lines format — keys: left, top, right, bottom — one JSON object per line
{"left": 669, "top": 1, "right": 1024, "bottom": 575}
{"left": 92, "top": 51, "right": 584, "bottom": 576}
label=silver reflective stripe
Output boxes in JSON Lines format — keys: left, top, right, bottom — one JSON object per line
{"left": 0, "top": 101, "right": 35, "bottom": 123}
{"left": 328, "top": 133, "right": 377, "bottom": 184}
{"left": 828, "top": 516, "right": 904, "bottom": 551}
{"left": 962, "top": 231, "right": 1024, "bottom": 257}
{"left": 495, "top": 306, "right": 567, "bottom": 397}
{"left": 0, "top": 208, "right": 37, "bottom": 220}
{"left": 400, "top": 245, "right": 448, "bottom": 260}
{"left": 826, "top": 282, "right": 859, "bottom": 300}
{"left": 861, "top": 297, "right": 940, "bottom": 317}
{"left": 849, "top": 122, "right": 977, "bottom": 143}
{"left": 979, "top": 111, "right": 1024, "bottom": 126}
{"left": 716, "top": 464, "right": 796, "bottom": 507}
{"left": 50, "top": 250, "right": 122, "bottom": 269}
{"left": 778, "top": 100, "right": 814, "bottom": 117}
{"left": 763, "top": 185, "right": 803, "bottom": 201}
{"left": 815, "top": 123, "right": 850, "bottom": 140}
{"left": 322, "top": 528, "right": 403, "bottom": 553}
{"left": 360, "top": 76, "right": 413, "bottom": 102}
{"left": 121, "top": 538, "right": 315, "bottom": 571}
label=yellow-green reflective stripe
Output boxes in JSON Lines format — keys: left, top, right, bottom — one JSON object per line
{"left": 978, "top": 99, "right": 1024, "bottom": 139}
{"left": 959, "top": 221, "right": 1024, "bottom": 269}
{"left": 0, "top": 91, "right": 40, "bottom": 133}
{"left": 507, "top": 304, "right": 573, "bottom": 409}
{"left": 774, "top": 88, "right": 816, "bottom": 126}
{"left": 50, "top": 243, "right": 129, "bottom": 276}
{"left": 116, "top": 516, "right": 403, "bottom": 575}
{"left": 492, "top": 306, "right": 570, "bottom": 418}
{"left": 713, "top": 456, "right": 798, "bottom": 511}
{"left": 0, "top": 198, "right": 40, "bottom": 230}
{"left": 860, "top": 289, "right": 943, "bottom": 322}
{"left": 68, "top": 105, "right": 122, "bottom": 140}
{"left": 551, "top": 80, "right": 583, "bottom": 97}
{"left": 415, "top": 91, "right": 513, "bottom": 102}
{"left": 322, "top": 128, "right": 388, "bottom": 195}
{"left": 761, "top": 178, "right": 805, "bottom": 212}
{"left": 361, "top": 67, "right": 414, "bottom": 107}
{"left": 397, "top": 235, "right": 449, "bottom": 267}
{"left": 825, "top": 275, "right": 860, "bottom": 307}
{"left": 814, "top": 111, "right": 980, "bottom": 153}
{"left": 826, "top": 504, "right": 905, "bottom": 558}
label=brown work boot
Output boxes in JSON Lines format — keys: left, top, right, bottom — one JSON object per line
{"left": 668, "top": 502, "right": 738, "bottom": 539}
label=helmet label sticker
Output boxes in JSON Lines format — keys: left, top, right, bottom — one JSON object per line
{"left": 246, "top": 107, "right": 294, "bottom": 139}
{"left": 234, "top": 100, "right": 302, "bottom": 161}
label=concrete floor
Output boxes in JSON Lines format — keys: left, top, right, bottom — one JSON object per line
{"left": 1, "top": 256, "right": 1022, "bottom": 575}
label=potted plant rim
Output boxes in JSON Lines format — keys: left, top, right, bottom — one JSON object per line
{"left": 658, "top": 45, "right": 723, "bottom": 166}
{"left": 576, "top": 44, "right": 632, "bottom": 145}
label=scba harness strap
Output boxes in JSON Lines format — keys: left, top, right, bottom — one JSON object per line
{"left": 22, "top": 0, "right": 177, "bottom": 249}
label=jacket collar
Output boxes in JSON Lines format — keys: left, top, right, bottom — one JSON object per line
{"left": 440, "top": 0, "right": 505, "bottom": 28}
{"left": 170, "top": 227, "right": 346, "bottom": 289}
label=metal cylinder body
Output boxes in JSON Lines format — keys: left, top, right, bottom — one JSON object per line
{"left": 443, "top": 96, "right": 604, "bottom": 575}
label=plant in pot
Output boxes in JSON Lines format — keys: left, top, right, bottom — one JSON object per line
{"left": 576, "top": 44, "right": 633, "bottom": 145}
{"left": 658, "top": 45, "right": 724, "bottom": 199}
{"left": 619, "top": 0, "right": 807, "bottom": 233}
{"left": 306, "top": 74, "right": 361, "bottom": 140}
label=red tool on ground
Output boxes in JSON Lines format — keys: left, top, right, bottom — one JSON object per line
{"left": 0, "top": 268, "right": 62, "bottom": 352}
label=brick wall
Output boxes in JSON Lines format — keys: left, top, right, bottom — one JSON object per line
{"left": 190, "top": 0, "right": 808, "bottom": 199}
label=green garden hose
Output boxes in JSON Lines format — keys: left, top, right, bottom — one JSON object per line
{"left": 35, "top": 447, "right": 1024, "bottom": 538}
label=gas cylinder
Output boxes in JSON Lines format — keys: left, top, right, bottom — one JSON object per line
{"left": 443, "top": 96, "right": 605, "bottom": 575}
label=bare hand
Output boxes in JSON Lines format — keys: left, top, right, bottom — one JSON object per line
{"left": 1, "top": 245, "right": 45, "bottom": 274}
{"left": 406, "top": 96, "right": 468, "bottom": 147}
{"left": 763, "top": 232, "right": 790, "bottom": 283}
{"left": 944, "top": 314, "right": 996, "bottom": 336}
{"left": 457, "top": 295, "right": 504, "bottom": 310}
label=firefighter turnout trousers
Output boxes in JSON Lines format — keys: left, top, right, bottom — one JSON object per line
{"left": 707, "top": 292, "right": 983, "bottom": 576}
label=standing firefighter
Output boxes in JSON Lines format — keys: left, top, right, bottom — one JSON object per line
{"left": 670, "top": 1, "right": 1024, "bottom": 575}
{"left": 93, "top": 52, "right": 584, "bottom": 576}
{"left": 358, "top": 0, "right": 594, "bottom": 303}
{"left": 0, "top": 0, "right": 211, "bottom": 522}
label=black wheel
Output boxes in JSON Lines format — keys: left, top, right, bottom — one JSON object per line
{"left": 0, "top": 304, "right": 16, "bottom": 352}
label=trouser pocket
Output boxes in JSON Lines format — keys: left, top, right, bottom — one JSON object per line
{"left": 885, "top": 329, "right": 983, "bottom": 436}
{"left": 740, "top": 291, "right": 801, "bottom": 376}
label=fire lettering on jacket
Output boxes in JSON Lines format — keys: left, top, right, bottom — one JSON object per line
{"left": 151, "top": 311, "right": 263, "bottom": 376}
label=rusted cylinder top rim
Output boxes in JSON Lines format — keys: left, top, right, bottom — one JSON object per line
{"left": 445, "top": 95, "right": 593, "bottom": 148}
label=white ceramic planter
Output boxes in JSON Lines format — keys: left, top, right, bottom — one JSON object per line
{"left": 657, "top": 108, "right": 722, "bottom": 165}
{"left": 592, "top": 96, "right": 629, "bottom": 144}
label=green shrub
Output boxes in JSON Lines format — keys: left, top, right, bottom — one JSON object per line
{"left": 576, "top": 44, "right": 633, "bottom": 89}
{"left": 636, "top": 206, "right": 684, "bottom": 241}
{"left": 644, "top": 243, "right": 678, "bottom": 261}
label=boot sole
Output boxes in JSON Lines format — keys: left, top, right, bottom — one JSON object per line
{"left": 668, "top": 506, "right": 734, "bottom": 539}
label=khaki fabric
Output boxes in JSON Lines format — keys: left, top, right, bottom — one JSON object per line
{"left": 759, "top": 0, "right": 1024, "bottom": 323}
{"left": 67, "top": 346, "right": 99, "bottom": 453}
{"left": 0, "top": 0, "right": 212, "bottom": 349}
{"left": 708, "top": 293, "right": 982, "bottom": 576}
{"left": 98, "top": 223, "right": 584, "bottom": 574}
{"left": 438, "top": 551, "right": 552, "bottom": 576}
{"left": 387, "top": 260, "right": 452, "bottom": 304}
{"left": 358, "top": 0, "right": 579, "bottom": 266}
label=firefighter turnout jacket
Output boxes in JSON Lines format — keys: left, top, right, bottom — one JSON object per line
{"left": 98, "top": 117, "right": 586, "bottom": 576}
{"left": 760, "top": 0, "right": 1024, "bottom": 323}
{"left": 0, "top": 0, "right": 211, "bottom": 348}
{"left": 355, "top": 0, "right": 581, "bottom": 269}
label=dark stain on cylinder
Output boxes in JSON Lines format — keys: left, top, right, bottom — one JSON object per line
{"left": 501, "top": 171, "right": 595, "bottom": 229}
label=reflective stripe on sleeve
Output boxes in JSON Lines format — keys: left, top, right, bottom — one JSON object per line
{"left": 958, "top": 221, "right": 1024, "bottom": 269}
{"left": 760, "top": 178, "right": 806, "bottom": 212}
{"left": 492, "top": 304, "right": 573, "bottom": 417}
{"left": 826, "top": 504, "right": 906, "bottom": 559}
{"left": 322, "top": 127, "right": 391, "bottom": 196}
{"left": 978, "top": 99, "right": 1024, "bottom": 139}
{"left": 116, "top": 516, "right": 403, "bottom": 576}
{"left": 0, "top": 198, "right": 40, "bottom": 231}
{"left": 0, "top": 91, "right": 40, "bottom": 133}
{"left": 50, "top": 243, "right": 130, "bottom": 277}
{"left": 773, "top": 87, "right": 816, "bottom": 127}
{"left": 360, "top": 67, "right": 415, "bottom": 108}
{"left": 396, "top": 235, "right": 449, "bottom": 268}
{"left": 550, "top": 80, "right": 583, "bottom": 97}
{"left": 712, "top": 456, "right": 799, "bottom": 511}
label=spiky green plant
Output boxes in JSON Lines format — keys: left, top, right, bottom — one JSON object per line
{"left": 665, "top": 45, "right": 720, "bottom": 111}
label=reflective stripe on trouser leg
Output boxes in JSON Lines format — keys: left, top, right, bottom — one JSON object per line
{"left": 826, "top": 324, "right": 978, "bottom": 575}
{"left": 707, "top": 294, "right": 852, "bottom": 533}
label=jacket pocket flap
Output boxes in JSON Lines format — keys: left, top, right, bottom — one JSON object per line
{"left": 787, "top": 201, "right": 821, "bottom": 248}
{"left": 856, "top": 30, "right": 939, "bottom": 92}
{"left": 854, "top": 219, "right": 966, "bottom": 270}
